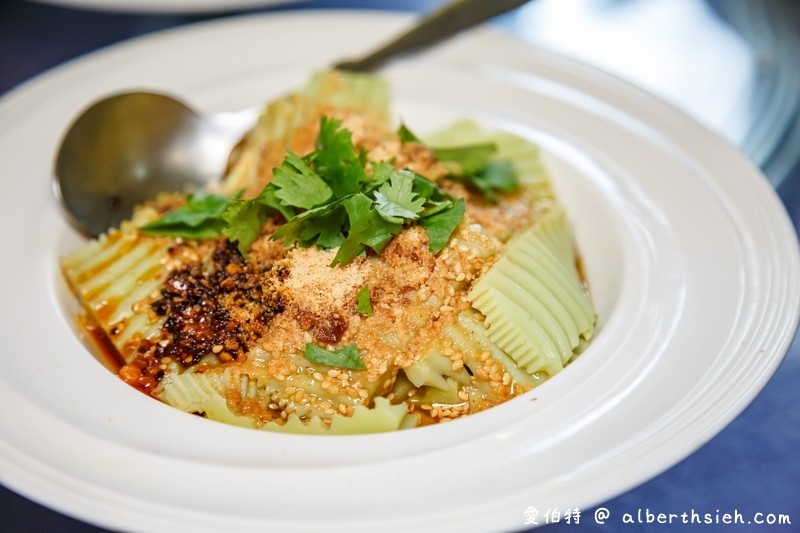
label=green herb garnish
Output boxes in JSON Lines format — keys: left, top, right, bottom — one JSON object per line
{"left": 268, "top": 120, "right": 465, "bottom": 266}
{"left": 303, "top": 343, "right": 366, "bottom": 370}
{"left": 434, "top": 143, "right": 497, "bottom": 175}
{"left": 373, "top": 171, "right": 427, "bottom": 223}
{"left": 141, "top": 118, "right": 472, "bottom": 265}
{"left": 468, "top": 161, "right": 518, "bottom": 203}
{"left": 271, "top": 150, "right": 333, "bottom": 209}
{"left": 420, "top": 198, "right": 466, "bottom": 254}
{"left": 397, "top": 123, "right": 421, "bottom": 144}
{"left": 220, "top": 198, "right": 270, "bottom": 256}
{"left": 314, "top": 115, "right": 367, "bottom": 198}
{"left": 139, "top": 192, "right": 230, "bottom": 239}
{"left": 356, "top": 285, "right": 373, "bottom": 316}
{"left": 396, "top": 124, "right": 519, "bottom": 203}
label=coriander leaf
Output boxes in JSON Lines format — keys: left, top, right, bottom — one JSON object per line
{"left": 139, "top": 218, "right": 226, "bottom": 239}
{"left": 360, "top": 211, "right": 401, "bottom": 252}
{"left": 345, "top": 190, "right": 403, "bottom": 251}
{"left": 366, "top": 161, "right": 396, "bottom": 192}
{"left": 144, "top": 192, "right": 228, "bottom": 227}
{"left": 356, "top": 285, "right": 373, "bottom": 316}
{"left": 331, "top": 195, "right": 403, "bottom": 266}
{"left": 139, "top": 192, "right": 229, "bottom": 239}
{"left": 333, "top": 212, "right": 400, "bottom": 267}
{"left": 370, "top": 164, "right": 454, "bottom": 205}
{"left": 373, "top": 170, "right": 425, "bottom": 224}
{"left": 398, "top": 128, "right": 519, "bottom": 203}
{"left": 221, "top": 199, "right": 269, "bottom": 256}
{"left": 330, "top": 237, "right": 366, "bottom": 267}
{"left": 313, "top": 204, "right": 348, "bottom": 249}
{"left": 410, "top": 173, "right": 436, "bottom": 199}
{"left": 221, "top": 183, "right": 311, "bottom": 257}
{"left": 411, "top": 172, "right": 454, "bottom": 202}
{"left": 303, "top": 343, "right": 366, "bottom": 370}
{"left": 471, "top": 161, "right": 518, "bottom": 202}
{"left": 397, "top": 123, "right": 421, "bottom": 144}
{"left": 434, "top": 143, "right": 497, "bottom": 175}
{"left": 272, "top": 150, "right": 333, "bottom": 209}
{"left": 330, "top": 194, "right": 372, "bottom": 266}
{"left": 315, "top": 116, "right": 366, "bottom": 198}
{"left": 420, "top": 199, "right": 453, "bottom": 218}
{"left": 343, "top": 193, "right": 373, "bottom": 232}
{"left": 449, "top": 161, "right": 519, "bottom": 203}
{"left": 420, "top": 198, "right": 465, "bottom": 254}
{"left": 255, "top": 184, "right": 295, "bottom": 222}
{"left": 358, "top": 146, "right": 369, "bottom": 166}
{"left": 272, "top": 200, "right": 342, "bottom": 248}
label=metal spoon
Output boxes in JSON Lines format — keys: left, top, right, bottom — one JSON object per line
{"left": 55, "top": 0, "right": 530, "bottom": 237}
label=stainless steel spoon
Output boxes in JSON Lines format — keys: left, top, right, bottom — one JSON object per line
{"left": 55, "top": 0, "right": 530, "bottom": 237}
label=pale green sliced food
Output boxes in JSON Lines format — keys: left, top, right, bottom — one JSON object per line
{"left": 448, "top": 310, "right": 542, "bottom": 388}
{"left": 156, "top": 366, "right": 241, "bottom": 413}
{"left": 468, "top": 207, "right": 596, "bottom": 377}
{"left": 202, "top": 395, "right": 258, "bottom": 429}
{"left": 260, "top": 397, "right": 408, "bottom": 435}
{"left": 159, "top": 365, "right": 409, "bottom": 434}
{"left": 60, "top": 208, "right": 170, "bottom": 362}
{"left": 404, "top": 351, "right": 471, "bottom": 391}
{"left": 159, "top": 362, "right": 359, "bottom": 421}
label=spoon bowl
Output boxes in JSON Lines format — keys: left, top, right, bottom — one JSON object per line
{"left": 55, "top": 92, "right": 255, "bottom": 236}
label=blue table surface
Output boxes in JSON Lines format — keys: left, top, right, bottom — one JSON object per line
{"left": 1, "top": 0, "right": 798, "bottom": 531}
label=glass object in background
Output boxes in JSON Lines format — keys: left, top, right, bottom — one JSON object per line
{"left": 499, "top": 0, "right": 800, "bottom": 186}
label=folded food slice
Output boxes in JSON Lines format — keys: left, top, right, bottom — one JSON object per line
{"left": 61, "top": 207, "right": 171, "bottom": 365}
{"left": 468, "top": 207, "right": 595, "bottom": 377}
{"left": 159, "top": 366, "right": 407, "bottom": 435}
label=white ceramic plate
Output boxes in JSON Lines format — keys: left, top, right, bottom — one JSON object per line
{"left": 28, "top": 0, "right": 303, "bottom": 14}
{"left": 0, "top": 11, "right": 797, "bottom": 533}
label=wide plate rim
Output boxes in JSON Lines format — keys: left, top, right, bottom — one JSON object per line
{"left": 0, "top": 9, "right": 798, "bottom": 532}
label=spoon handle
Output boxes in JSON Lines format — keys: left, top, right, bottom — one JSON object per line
{"left": 334, "top": 0, "right": 531, "bottom": 72}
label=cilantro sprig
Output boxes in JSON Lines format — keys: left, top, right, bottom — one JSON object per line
{"left": 141, "top": 117, "right": 474, "bottom": 265}
{"left": 397, "top": 123, "right": 519, "bottom": 203}
{"left": 139, "top": 192, "right": 231, "bottom": 239}
{"left": 303, "top": 343, "right": 366, "bottom": 370}
{"left": 356, "top": 285, "right": 373, "bottom": 316}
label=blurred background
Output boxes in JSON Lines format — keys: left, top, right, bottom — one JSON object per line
{"left": 1, "top": 0, "right": 798, "bottom": 531}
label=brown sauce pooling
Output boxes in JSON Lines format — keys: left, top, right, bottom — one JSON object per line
{"left": 78, "top": 314, "right": 124, "bottom": 373}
